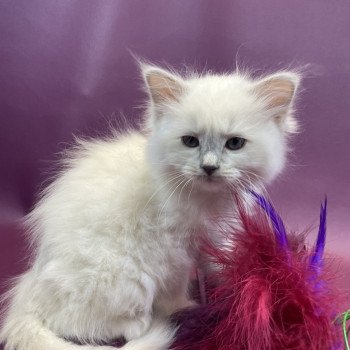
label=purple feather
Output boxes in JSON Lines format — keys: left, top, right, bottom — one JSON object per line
{"left": 250, "top": 191, "right": 289, "bottom": 249}
{"left": 310, "top": 198, "right": 327, "bottom": 274}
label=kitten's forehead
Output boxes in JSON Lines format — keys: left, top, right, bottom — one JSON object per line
{"left": 176, "top": 74, "right": 264, "bottom": 134}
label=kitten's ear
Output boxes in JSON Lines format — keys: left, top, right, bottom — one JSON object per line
{"left": 254, "top": 72, "right": 300, "bottom": 109}
{"left": 141, "top": 65, "right": 185, "bottom": 104}
{"left": 253, "top": 72, "right": 300, "bottom": 132}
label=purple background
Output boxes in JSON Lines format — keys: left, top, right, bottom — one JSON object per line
{"left": 0, "top": 0, "right": 349, "bottom": 340}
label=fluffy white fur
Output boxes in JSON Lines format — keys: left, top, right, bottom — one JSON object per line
{"left": 0, "top": 64, "right": 300, "bottom": 350}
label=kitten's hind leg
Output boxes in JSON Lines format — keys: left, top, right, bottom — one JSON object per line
{"left": 162, "top": 295, "right": 197, "bottom": 316}
{"left": 155, "top": 274, "right": 197, "bottom": 316}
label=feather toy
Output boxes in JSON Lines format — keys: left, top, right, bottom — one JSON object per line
{"left": 171, "top": 193, "right": 342, "bottom": 350}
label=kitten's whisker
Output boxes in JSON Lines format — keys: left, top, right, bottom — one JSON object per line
{"left": 155, "top": 178, "right": 183, "bottom": 224}
{"left": 187, "top": 179, "right": 195, "bottom": 204}
{"left": 157, "top": 178, "right": 185, "bottom": 225}
{"left": 238, "top": 168, "right": 264, "bottom": 181}
{"left": 162, "top": 178, "right": 186, "bottom": 214}
{"left": 177, "top": 177, "right": 193, "bottom": 205}
{"left": 141, "top": 173, "right": 184, "bottom": 214}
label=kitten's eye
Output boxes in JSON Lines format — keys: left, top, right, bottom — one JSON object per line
{"left": 225, "top": 137, "right": 246, "bottom": 150}
{"left": 181, "top": 135, "right": 199, "bottom": 148}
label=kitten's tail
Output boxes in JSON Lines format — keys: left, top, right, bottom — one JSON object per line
{"left": 0, "top": 313, "right": 175, "bottom": 350}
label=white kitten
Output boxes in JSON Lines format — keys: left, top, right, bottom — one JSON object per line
{"left": 0, "top": 63, "right": 300, "bottom": 350}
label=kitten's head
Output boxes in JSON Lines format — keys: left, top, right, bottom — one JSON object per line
{"left": 142, "top": 64, "right": 300, "bottom": 195}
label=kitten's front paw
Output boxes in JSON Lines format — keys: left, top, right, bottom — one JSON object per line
{"left": 165, "top": 297, "right": 198, "bottom": 316}
{"left": 177, "top": 299, "right": 198, "bottom": 310}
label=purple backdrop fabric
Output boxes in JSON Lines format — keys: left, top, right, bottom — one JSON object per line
{"left": 0, "top": 0, "right": 349, "bottom": 345}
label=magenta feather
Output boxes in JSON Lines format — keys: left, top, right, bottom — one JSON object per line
{"left": 171, "top": 195, "right": 342, "bottom": 350}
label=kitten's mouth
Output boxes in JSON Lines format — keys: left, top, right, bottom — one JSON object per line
{"left": 196, "top": 175, "right": 223, "bottom": 186}
{"left": 193, "top": 175, "right": 226, "bottom": 194}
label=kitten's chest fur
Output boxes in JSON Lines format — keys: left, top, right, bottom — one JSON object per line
{"left": 33, "top": 133, "right": 215, "bottom": 301}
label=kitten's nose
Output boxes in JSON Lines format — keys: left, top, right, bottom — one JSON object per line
{"left": 202, "top": 165, "right": 219, "bottom": 176}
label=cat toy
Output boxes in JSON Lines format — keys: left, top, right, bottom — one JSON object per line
{"left": 170, "top": 193, "right": 345, "bottom": 350}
